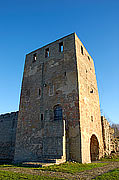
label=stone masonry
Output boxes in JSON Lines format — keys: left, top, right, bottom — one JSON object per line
{"left": 0, "top": 112, "right": 18, "bottom": 162}
{"left": 101, "top": 116, "right": 115, "bottom": 155}
{"left": 14, "top": 33, "right": 104, "bottom": 163}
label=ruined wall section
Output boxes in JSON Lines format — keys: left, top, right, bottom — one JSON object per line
{"left": 75, "top": 33, "right": 104, "bottom": 163}
{"left": 14, "top": 34, "right": 81, "bottom": 163}
{"left": 101, "top": 116, "right": 111, "bottom": 155}
{"left": 0, "top": 112, "right": 18, "bottom": 162}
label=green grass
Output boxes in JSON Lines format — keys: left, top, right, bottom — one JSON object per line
{"left": 95, "top": 168, "right": 119, "bottom": 180}
{"left": 0, "top": 164, "right": 41, "bottom": 169}
{"left": 0, "top": 164, "right": 14, "bottom": 168}
{"left": 99, "top": 154, "right": 119, "bottom": 162}
{"left": 0, "top": 170, "right": 63, "bottom": 180}
{"left": 39, "top": 162, "right": 108, "bottom": 174}
{"left": 0, "top": 162, "right": 108, "bottom": 174}
{"left": 100, "top": 157, "right": 119, "bottom": 162}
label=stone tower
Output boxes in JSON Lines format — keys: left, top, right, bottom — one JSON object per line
{"left": 14, "top": 33, "right": 104, "bottom": 163}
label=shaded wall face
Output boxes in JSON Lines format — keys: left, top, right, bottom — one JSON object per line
{"left": 14, "top": 34, "right": 81, "bottom": 163}
{"left": 0, "top": 112, "right": 18, "bottom": 162}
{"left": 75, "top": 34, "right": 104, "bottom": 163}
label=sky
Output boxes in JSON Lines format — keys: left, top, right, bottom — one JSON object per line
{"left": 0, "top": 0, "right": 119, "bottom": 124}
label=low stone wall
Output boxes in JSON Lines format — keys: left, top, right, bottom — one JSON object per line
{"left": 0, "top": 111, "right": 18, "bottom": 162}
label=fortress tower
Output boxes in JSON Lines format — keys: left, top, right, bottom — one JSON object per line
{"left": 14, "top": 33, "right": 104, "bottom": 163}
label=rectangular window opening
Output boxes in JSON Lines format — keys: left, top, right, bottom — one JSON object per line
{"left": 45, "top": 48, "right": 49, "bottom": 58}
{"left": 39, "top": 89, "right": 41, "bottom": 96}
{"left": 33, "top": 53, "right": 37, "bottom": 62}
{"left": 91, "top": 116, "right": 93, "bottom": 122}
{"left": 59, "top": 42, "right": 63, "bottom": 52}
{"left": 41, "top": 114, "right": 43, "bottom": 121}
{"left": 81, "top": 46, "right": 83, "bottom": 55}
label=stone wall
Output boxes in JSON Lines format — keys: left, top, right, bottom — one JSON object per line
{"left": 75, "top": 33, "right": 104, "bottom": 163}
{"left": 14, "top": 33, "right": 104, "bottom": 163}
{"left": 0, "top": 112, "right": 18, "bottom": 162}
{"left": 115, "top": 137, "right": 119, "bottom": 152}
{"left": 14, "top": 33, "right": 81, "bottom": 163}
{"left": 109, "top": 126, "right": 115, "bottom": 152}
{"left": 101, "top": 116, "right": 111, "bottom": 155}
{"left": 101, "top": 116, "right": 115, "bottom": 155}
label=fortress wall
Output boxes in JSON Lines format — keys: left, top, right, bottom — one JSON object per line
{"left": 0, "top": 112, "right": 18, "bottom": 162}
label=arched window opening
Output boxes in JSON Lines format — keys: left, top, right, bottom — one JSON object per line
{"left": 54, "top": 105, "right": 63, "bottom": 121}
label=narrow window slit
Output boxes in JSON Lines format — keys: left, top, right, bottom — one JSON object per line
{"left": 81, "top": 46, "right": 83, "bottom": 55}
{"left": 39, "top": 89, "right": 41, "bottom": 96}
{"left": 91, "top": 116, "right": 93, "bottom": 122}
{"left": 33, "top": 53, "right": 37, "bottom": 62}
{"left": 41, "top": 114, "right": 43, "bottom": 121}
{"left": 45, "top": 48, "right": 49, "bottom": 58}
{"left": 59, "top": 42, "right": 64, "bottom": 52}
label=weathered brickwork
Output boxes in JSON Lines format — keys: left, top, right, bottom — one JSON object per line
{"left": 13, "top": 33, "right": 104, "bottom": 163}
{"left": 0, "top": 112, "right": 18, "bottom": 162}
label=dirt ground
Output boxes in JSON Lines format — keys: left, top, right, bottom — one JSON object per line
{"left": 0, "top": 161, "right": 119, "bottom": 179}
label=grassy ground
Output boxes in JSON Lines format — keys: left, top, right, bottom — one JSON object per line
{"left": 100, "top": 156, "right": 119, "bottom": 162}
{"left": 0, "top": 162, "right": 108, "bottom": 173}
{"left": 100, "top": 158, "right": 119, "bottom": 162}
{"left": 95, "top": 168, "right": 119, "bottom": 180}
{"left": 0, "top": 170, "right": 63, "bottom": 180}
{"left": 39, "top": 162, "right": 108, "bottom": 174}
{"left": 1, "top": 161, "right": 118, "bottom": 179}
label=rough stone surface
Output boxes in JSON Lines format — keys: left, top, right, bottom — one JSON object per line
{"left": 13, "top": 33, "right": 104, "bottom": 163}
{"left": 101, "top": 116, "right": 115, "bottom": 155}
{"left": 0, "top": 111, "right": 18, "bottom": 162}
{"left": 75, "top": 33, "right": 104, "bottom": 163}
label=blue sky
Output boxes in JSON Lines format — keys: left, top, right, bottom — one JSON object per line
{"left": 0, "top": 0, "right": 119, "bottom": 124}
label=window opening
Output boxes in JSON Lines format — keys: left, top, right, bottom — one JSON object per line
{"left": 88, "top": 56, "right": 90, "bottom": 60}
{"left": 41, "top": 114, "right": 43, "bottom": 121}
{"left": 39, "top": 89, "right": 41, "bottom": 96}
{"left": 45, "top": 48, "right": 49, "bottom": 58}
{"left": 54, "top": 105, "right": 63, "bottom": 121}
{"left": 91, "top": 116, "right": 93, "bottom": 122}
{"left": 59, "top": 42, "right": 63, "bottom": 52}
{"left": 90, "top": 89, "right": 94, "bottom": 93}
{"left": 33, "top": 53, "right": 37, "bottom": 62}
{"left": 81, "top": 46, "right": 83, "bottom": 55}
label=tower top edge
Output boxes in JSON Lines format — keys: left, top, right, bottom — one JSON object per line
{"left": 26, "top": 32, "right": 79, "bottom": 55}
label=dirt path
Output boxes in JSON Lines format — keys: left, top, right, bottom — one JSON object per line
{"left": 0, "top": 161, "right": 119, "bottom": 179}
